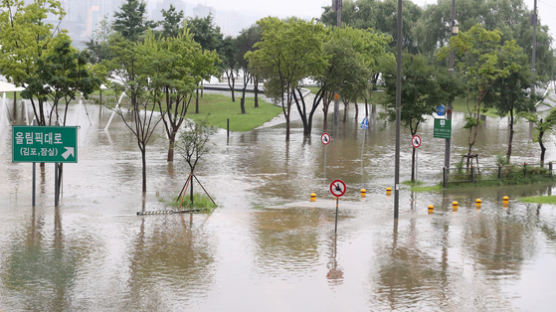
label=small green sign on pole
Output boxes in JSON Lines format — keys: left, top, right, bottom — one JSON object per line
{"left": 12, "top": 126, "right": 78, "bottom": 163}
{"left": 434, "top": 118, "right": 451, "bottom": 139}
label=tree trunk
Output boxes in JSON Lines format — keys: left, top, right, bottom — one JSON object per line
{"left": 190, "top": 172, "right": 194, "bottom": 207}
{"left": 141, "top": 147, "right": 147, "bottom": 193}
{"left": 13, "top": 92, "right": 17, "bottom": 121}
{"left": 195, "top": 88, "right": 199, "bottom": 114}
{"left": 240, "top": 86, "right": 247, "bottom": 114}
{"left": 371, "top": 104, "right": 376, "bottom": 115}
{"left": 364, "top": 98, "right": 368, "bottom": 117}
{"left": 285, "top": 116, "right": 290, "bottom": 141}
{"left": 343, "top": 100, "right": 348, "bottom": 123}
{"left": 254, "top": 77, "right": 259, "bottom": 108}
{"left": 99, "top": 89, "right": 103, "bottom": 106}
{"left": 539, "top": 124, "right": 546, "bottom": 166}
{"left": 354, "top": 101, "right": 359, "bottom": 121}
{"left": 506, "top": 108, "right": 514, "bottom": 162}
{"left": 167, "top": 134, "right": 176, "bottom": 162}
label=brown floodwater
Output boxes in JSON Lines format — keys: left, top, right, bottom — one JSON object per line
{"left": 1, "top": 101, "right": 556, "bottom": 311}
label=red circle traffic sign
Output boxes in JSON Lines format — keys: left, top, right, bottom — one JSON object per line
{"left": 411, "top": 134, "right": 422, "bottom": 148}
{"left": 330, "top": 179, "right": 346, "bottom": 197}
{"left": 321, "top": 132, "right": 331, "bottom": 145}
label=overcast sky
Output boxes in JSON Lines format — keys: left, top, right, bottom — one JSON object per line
{"left": 169, "top": 0, "right": 555, "bottom": 42}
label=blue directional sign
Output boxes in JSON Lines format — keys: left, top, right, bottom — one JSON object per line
{"left": 360, "top": 117, "right": 369, "bottom": 129}
{"left": 436, "top": 105, "right": 446, "bottom": 116}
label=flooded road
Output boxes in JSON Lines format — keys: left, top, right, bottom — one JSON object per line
{"left": 1, "top": 102, "right": 556, "bottom": 311}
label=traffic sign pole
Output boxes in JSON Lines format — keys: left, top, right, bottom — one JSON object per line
{"left": 335, "top": 197, "right": 339, "bottom": 233}
{"left": 329, "top": 179, "right": 347, "bottom": 233}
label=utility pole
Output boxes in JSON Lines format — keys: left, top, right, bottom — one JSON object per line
{"left": 333, "top": 0, "right": 342, "bottom": 129}
{"left": 394, "top": 0, "right": 402, "bottom": 219}
{"left": 445, "top": 0, "right": 456, "bottom": 170}
{"left": 532, "top": 0, "right": 537, "bottom": 102}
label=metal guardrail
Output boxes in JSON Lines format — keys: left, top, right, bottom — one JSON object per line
{"left": 442, "top": 162, "right": 554, "bottom": 187}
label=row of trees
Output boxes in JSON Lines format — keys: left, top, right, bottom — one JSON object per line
{"left": 318, "top": 0, "right": 556, "bottom": 172}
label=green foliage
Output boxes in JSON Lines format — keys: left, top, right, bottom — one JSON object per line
{"left": 519, "top": 195, "right": 556, "bottom": 205}
{"left": 496, "top": 154, "right": 509, "bottom": 167}
{"left": 186, "top": 94, "right": 281, "bottom": 131}
{"left": 160, "top": 4, "right": 184, "bottom": 38}
{"left": 383, "top": 53, "right": 449, "bottom": 135}
{"left": 0, "top": 0, "right": 65, "bottom": 86}
{"left": 320, "top": 0, "right": 423, "bottom": 53}
{"left": 247, "top": 17, "right": 328, "bottom": 139}
{"left": 185, "top": 14, "right": 223, "bottom": 52}
{"left": 112, "top": 0, "right": 154, "bottom": 42}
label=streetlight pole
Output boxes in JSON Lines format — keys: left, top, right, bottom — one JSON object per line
{"left": 394, "top": 0, "right": 402, "bottom": 219}
{"left": 333, "top": 0, "right": 342, "bottom": 129}
{"left": 445, "top": 0, "right": 456, "bottom": 170}
{"left": 532, "top": 0, "right": 537, "bottom": 100}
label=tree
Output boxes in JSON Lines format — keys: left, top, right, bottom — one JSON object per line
{"left": 160, "top": 4, "right": 184, "bottom": 38}
{"left": 185, "top": 14, "right": 224, "bottom": 113}
{"left": 438, "top": 25, "right": 514, "bottom": 167}
{"left": 523, "top": 108, "right": 556, "bottom": 166}
{"left": 112, "top": 0, "right": 154, "bottom": 42}
{"left": 247, "top": 17, "right": 328, "bottom": 141}
{"left": 488, "top": 42, "right": 534, "bottom": 162}
{"left": 417, "top": 0, "right": 553, "bottom": 81}
{"left": 0, "top": 0, "right": 65, "bottom": 126}
{"left": 176, "top": 119, "right": 215, "bottom": 207}
{"left": 85, "top": 16, "right": 112, "bottom": 64}
{"left": 110, "top": 32, "right": 162, "bottom": 194}
{"left": 220, "top": 36, "right": 237, "bottom": 103}
{"left": 149, "top": 31, "right": 219, "bottom": 162}
{"left": 235, "top": 25, "right": 262, "bottom": 112}
{"left": 320, "top": 0, "right": 423, "bottom": 53}
{"left": 383, "top": 54, "right": 454, "bottom": 182}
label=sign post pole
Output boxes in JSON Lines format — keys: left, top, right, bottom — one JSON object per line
{"left": 360, "top": 117, "right": 368, "bottom": 188}
{"left": 32, "top": 162, "right": 36, "bottom": 207}
{"left": 322, "top": 132, "right": 331, "bottom": 180}
{"left": 411, "top": 134, "right": 422, "bottom": 182}
{"left": 330, "top": 179, "right": 347, "bottom": 234}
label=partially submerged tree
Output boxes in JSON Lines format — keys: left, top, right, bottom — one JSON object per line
{"left": 383, "top": 54, "right": 455, "bottom": 182}
{"left": 488, "top": 42, "right": 534, "bottom": 162}
{"left": 0, "top": 0, "right": 65, "bottom": 126}
{"left": 438, "top": 24, "right": 515, "bottom": 167}
{"left": 176, "top": 119, "right": 215, "bottom": 207}
{"left": 247, "top": 17, "right": 328, "bottom": 140}
{"left": 523, "top": 108, "right": 556, "bottom": 166}
{"left": 220, "top": 36, "right": 238, "bottom": 102}
{"left": 110, "top": 32, "right": 162, "bottom": 194}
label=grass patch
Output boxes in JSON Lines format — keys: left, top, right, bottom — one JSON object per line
{"left": 159, "top": 193, "right": 217, "bottom": 212}
{"left": 412, "top": 184, "right": 444, "bottom": 192}
{"left": 305, "top": 86, "right": 320, "bottom": 94}
{"left": 519, "top": 195, "right": 556, "bottom": 204}
{"left": 451, "top": 97, "right": 502, "bottom": 118}
{"left": 188, "top": 94, "right": 282, "bottom": 131}
{"left": 403, "top": 180, "right": 424, "bottom": 186}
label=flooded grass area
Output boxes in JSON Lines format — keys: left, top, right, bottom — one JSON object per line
{"left": 1, "top": 102, "right": 556, "bottom": 311}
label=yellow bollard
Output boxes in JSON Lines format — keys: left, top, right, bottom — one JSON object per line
{"left": 310, "top": 193, "right": 316, "bottom": 202}
{"left": 386, "top": 187, "right": 392, "bottom": 196}
{"left": 360, "top": 188, "right": 366, "bottom": 198}
{"left": 475, "top": 198, "right": 482, "bottom": 209}
{"left": 428, "top": 204, "right": 434, "bottom": 214}
{"left": 503, "top": 195, "right": 509, "bottom": 207}
{"left": 452, "top": 201, "right": 459, "bottom": 212}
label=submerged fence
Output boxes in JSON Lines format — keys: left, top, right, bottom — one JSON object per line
{"left": 442, "top": 162, "right": 554, "bottom": 187}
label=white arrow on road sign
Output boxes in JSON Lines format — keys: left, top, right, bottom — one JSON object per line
{"left": 360, "top": 117, "right": 369, "bottom": 129}
{"left": 62, "top": 147, "right": 74, "bottom": 160}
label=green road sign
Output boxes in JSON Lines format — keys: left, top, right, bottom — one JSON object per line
{"left": 434, "top": 118, "right": 451, "bottom": 139}
{"left": 12, "top": 126, "right": 78, "bottom": 163}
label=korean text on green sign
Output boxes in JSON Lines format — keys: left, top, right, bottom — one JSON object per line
{"left": 433, "top": 118, "right": 451, "bottom": 139}
{"left": 12, "top": 126, "right": 78, "bottom": 163}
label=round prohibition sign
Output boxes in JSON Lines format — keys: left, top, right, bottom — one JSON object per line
{"left": 330, "top": 179, "right": 347, "bottom": 197}
{"left": 411, "top": 134, "right": 422, "bottom": 149}
{"left": 321, "top": 132, "right": 331, "bottom": 145}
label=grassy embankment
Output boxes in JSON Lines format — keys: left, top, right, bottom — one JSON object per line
{"left": 519, "top": 195, "right": 556, "bottom": 204}
{"left": 90, "top": 90, "right": 282, "bottom": 132}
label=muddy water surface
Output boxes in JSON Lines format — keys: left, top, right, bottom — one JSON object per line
{"left": 1, "top": 103, "right": 556, "bottom": 311}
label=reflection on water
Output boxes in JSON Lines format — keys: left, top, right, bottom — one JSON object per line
{"left": 1, "top": 103, "right": 556, "bottom": 311}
